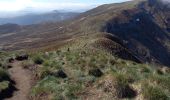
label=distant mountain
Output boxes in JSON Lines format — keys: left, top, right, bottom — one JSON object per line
{"left": 0, "top": 11, "right": 79, "bottom": 25}
{"left": 1, "top": 1, "right": 170, "bottom": 100}
{"left": 0, "top": 0, "right": 170, "bottom": 66}
{"left": 0, "top": 24, "right": 21, "bottom": 34}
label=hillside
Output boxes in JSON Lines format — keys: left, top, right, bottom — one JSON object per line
{"left": 0, "top": 46, "right": 170, "bottom": 100}
{"left": 0, "top": 0, "right": 170, "bottom": 100}
{"left": 0, "top": 0, "right": 169, "bottom": 66}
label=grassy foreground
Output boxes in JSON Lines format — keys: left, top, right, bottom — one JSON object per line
{"left": 0, "top": 51, "right": 15, "bottom": 95}
{"left": 25, "top": 48, "right": 170, "bottom": 100}
{"left": 0, "top": 48, "right": 170, "bottom": 100}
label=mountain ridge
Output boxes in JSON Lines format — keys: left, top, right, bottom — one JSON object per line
{"left": 1, "top": 0, "right": 170, "bottom": 100}
{"left": 0, "top": 0, "right": 170, "bottom": 66}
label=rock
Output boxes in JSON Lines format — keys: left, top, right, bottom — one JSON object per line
{"left": 15, "top": 54, "right": 28, "bottom": 61}
{"left": 89, "top": 68, "right": 103, "bottom": 77}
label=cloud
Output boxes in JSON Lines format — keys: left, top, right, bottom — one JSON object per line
{"left": 0, "top": 0, "right": 132, "bottom": 12}
{"left": 30, "top": 2, "right": 97, "bottom": 11}
{"left": 161, "top": 0, "right": 170, "bottom": 2}
{"left": 0, "top": 0, "right": 99, "bottom": 12}
{"left": 0, "top": 0, "right": 32, "bottom": 11}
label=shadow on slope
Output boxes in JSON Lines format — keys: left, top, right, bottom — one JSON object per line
{"left": 105, "top": 9, "right": 170, "bottom": 66}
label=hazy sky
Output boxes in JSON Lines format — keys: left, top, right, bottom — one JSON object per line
{"left": 0, "top": 0, "right": 131, "bottom": 12}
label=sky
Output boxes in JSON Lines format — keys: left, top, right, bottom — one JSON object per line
{"left": 0, "top": 0, "right": 131, "bottom": 12}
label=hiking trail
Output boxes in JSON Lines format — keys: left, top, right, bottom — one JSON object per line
{"left": 5, "top": 61, "right": 32, "bottom": 100}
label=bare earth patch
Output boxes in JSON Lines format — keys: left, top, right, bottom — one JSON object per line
{"left": 5, "top": 61, "right": 32, "bottom": 100}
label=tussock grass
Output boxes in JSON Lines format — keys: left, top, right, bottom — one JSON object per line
{"left": 0, "top": 68, "right": 9, "bottom": 82}
{"left": 141, "top": 82, "right": 168, "bottom": 100}
{"left": 0, "top": 51, "right": 16, "bottom": 94}
{"left": 27, "top": 48, "right": 170, "bottom": 100}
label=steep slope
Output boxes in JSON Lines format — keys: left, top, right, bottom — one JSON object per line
{"left": 66, "top": 0, "right": 170, "bottom": 66}
{"left": 104, "top": 0, "right": 170, "bottom": 65}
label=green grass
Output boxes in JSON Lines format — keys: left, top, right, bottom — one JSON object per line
{"left": 26, "top": 48, "right": 170, "bottom": 99}
{"left": 0, "top": 68, "right": 9, "bottom": 81}
{"left": 0, "top": 48, "right": 169, "bottom": 100}
{"left": 0, "top": 51, "right": 15, "bottom": 93}
{"left": 31, "top": 76, "right": 83, "bottom": 100}
{"left": 142, "top": 83, "right": 169, "bottom": 100}
{"left": 32, "top": 54, "right": 44, "bottom": 65}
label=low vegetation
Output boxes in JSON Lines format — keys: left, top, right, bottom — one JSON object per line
{"left": 0, "top": 51, "right": 15, "bottom": 96}
{"left": 0, "top": 0, "right": 169, "bottom": 100}
{"left": 142, "top": 82, "right": 168, "bottom": 100}
{"left": 0, "top": 68, "right": 10, "bottom": 92}
{"left": 25, "top": 48, "right": 170, "bottom": 100}
{"left": 0, "top": 47, "right": 170, "bottom": 100}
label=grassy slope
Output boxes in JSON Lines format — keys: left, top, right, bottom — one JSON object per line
{"left": 0, "top": 28, "right": 170, "bottom": 100}
{"left": 26, "top": 44, "right": 170, "bottom": 100}
{"left": 1, "top": 46, "right": 169, "bottom": 100}
{"left": 17, "top": 0, "right": 170, "bottom": 65}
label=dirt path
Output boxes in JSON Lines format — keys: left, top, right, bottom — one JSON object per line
{"left": 5, "top": 61, "right": 32, "bottom": 100}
